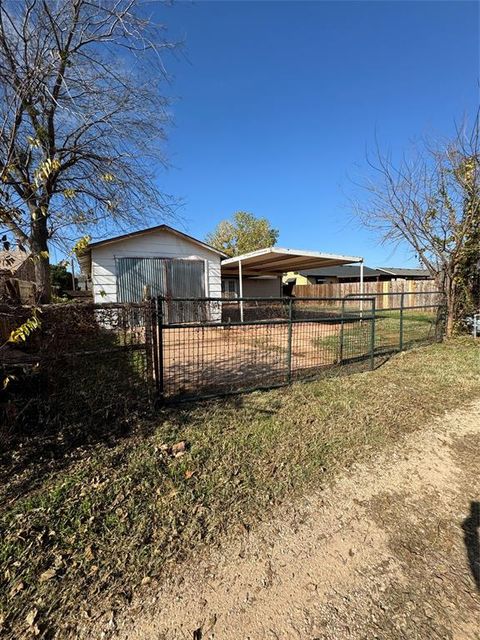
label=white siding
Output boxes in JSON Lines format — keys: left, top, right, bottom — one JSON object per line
{"left": 91, "top": 229, "right": 222, "bottom": 303}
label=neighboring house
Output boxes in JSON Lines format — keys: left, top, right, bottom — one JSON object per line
{"left": 285, "top": 265, "right": 432, "bottom": 285}
{"left": 79, "top": 225, "right": 226, "bottom": 304}
{"left": 286, "top": 265, "right": 382, "bottom": 285}
{"left": 0, "top": 249, "right": 34, "bottom": 281}
{"left": 375, "top": 267, "right": 433, "bottom": 281}
{"left": 0, "top": 250, "right": 36, "bottom": 302}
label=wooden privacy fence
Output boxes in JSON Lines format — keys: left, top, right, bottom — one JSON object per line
{"left": 294, "top": 279, "right": 441, "bottom": 309}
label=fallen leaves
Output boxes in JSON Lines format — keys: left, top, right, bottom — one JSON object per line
{"left": 25, "top": 607, "right": 40, "bottom": 636}
{"left": 155, "top": 440, "right": 188, "bottom": 458}
{"left": 39, "top": 566, "right": 57, "bottom": 582}
{"left": 25, "top": 608, "right": 37, "bottom": 627}
{"left": 171, "top": 441, "right": 186, "bottom": 457}
{"left": 84, "top": 544, "right": 94, "bottom": 562}
{"left": 9, "top": 580, "right": 24, "bottom": 597}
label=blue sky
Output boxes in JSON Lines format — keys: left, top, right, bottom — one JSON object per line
{"left": 149, "top": 0, "right": 478, "bottom": 267}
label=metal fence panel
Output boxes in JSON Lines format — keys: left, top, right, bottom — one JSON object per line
{"left": 1, "top": 291, "right": 445, "bottom": 425}
{"left": 0, "top": 302, "right": 158, "bottom": 442}
{"left": 153, "top": 293, "right": 443, "bottom": 401}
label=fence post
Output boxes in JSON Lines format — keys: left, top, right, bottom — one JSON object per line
{"left": 156, "top": 296, "right": 164, "bottom": 402}
{"left": 339, "top": 297, "right": 345, "bottom": 364}
{"left": 286, "top": 297, "right": 293, "bottom": 384}
{"left": 370, "top": 297, "right": 376, "bottom": 371}
{"left": 144, "top": 297, "right": 155, "bottom": 397}
{"left": 148, "top": 297, "right": 158, "bottom": 399}
{"left": 399, "top": 291, "right": 404, "bottom": 352}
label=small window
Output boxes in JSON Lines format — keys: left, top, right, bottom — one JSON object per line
{"left": 222, "top": 279, "right": 239, "bottom": 297}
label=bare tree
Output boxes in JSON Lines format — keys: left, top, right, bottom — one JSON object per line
{"left": 353, "top": 115, "right": 480, "bottom": 336}
{"left": 0, "top": 0, "right": 177, "bottom": 301}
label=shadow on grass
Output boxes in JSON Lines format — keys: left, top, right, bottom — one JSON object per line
{"left": 462, "top": 501, "right": 480, "bottom": 592}
{"left": 0, "top": 329, "right": 155, "bottom": 503}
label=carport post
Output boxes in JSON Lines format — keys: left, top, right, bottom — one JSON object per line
{"left": 359, "top": 259, "right": 364, "bottom": 318}
{"left": 238, "top": 259, "right": 244, "bottom": 323}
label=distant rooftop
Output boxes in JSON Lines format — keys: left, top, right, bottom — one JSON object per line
{"left": 298, "top": 265, "right": 381, "bottom": 278}
{"left": 297, "top": 265, "right": 432, "bottom": 279}
{"left": 376, "top": 267, "right": 431, "bottom": 278}
{"left": 0, "top": 250, "right": 30, "bottom": 275}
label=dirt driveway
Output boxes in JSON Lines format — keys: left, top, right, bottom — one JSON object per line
{"left": 109, "top": 400, "right": 480, "bottom": 640}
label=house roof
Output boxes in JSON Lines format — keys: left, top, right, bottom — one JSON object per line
{"left": 221, "top": 247, "right": 363, "bottom": 276}
{"left": 376, "top": 267, "right": 432, "bottom": 278}
{"left": 84, "top": 224, "right": 227, "bottom": 257}
{"left": 0, "top": 250, "right": 30, "bottom": 275}
{"left": 79, "top": 224, "right": 228, "bottom": 276}
{"left": 298, "top": 265, "right": 382, "bottom": 279}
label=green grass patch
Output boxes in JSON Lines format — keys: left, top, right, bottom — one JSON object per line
{"left": 375, "top": 311, "right": 437, "bottom": 351}
{"left": 1, "top": 338, "right": 480, "bottom": 638}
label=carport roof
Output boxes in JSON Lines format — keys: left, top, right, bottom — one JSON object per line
{"left": 221, "top": 247, "right": 363, "bottom": 276}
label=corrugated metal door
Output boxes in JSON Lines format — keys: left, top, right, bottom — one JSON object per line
{"left": 116, "top": 257, "right": 168, "bottom": 302}
{"left": 116, "top": 258, "right": 206, "bottom": 322}
{"left": 166, "top": 260, "right": 206, "bottom": 323}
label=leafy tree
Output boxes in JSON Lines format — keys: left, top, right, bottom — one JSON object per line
{"left": 0, "top": 0, "right": 177, "bottom": 301}
{"left": 50, "top": 262, "right": 73, "bottom": 296}
{"left": 206, "top": 211, "right": 279, "bottom": 257}
{"left": 353, "top": 115, "right": 480, "bottom": 336}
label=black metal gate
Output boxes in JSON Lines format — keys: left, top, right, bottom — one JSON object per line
{"left": 149, "top": 293, "right": 444, "bottom": 403}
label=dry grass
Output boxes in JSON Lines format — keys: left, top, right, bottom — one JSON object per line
{"left": 1, "top": 338, "right": 480, "bottom": 638}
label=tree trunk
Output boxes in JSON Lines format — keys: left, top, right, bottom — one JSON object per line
{"left": 31, "top": 213, "right": 51, "bottom": 303}
{"left": 434, "top": 271, "right": 455, "bottom": 338}
{"left": 445, "top": 294, "right": 455, "bottom": 338}
{"left": 443, "top": 273, "right": 456, "bottom": 338}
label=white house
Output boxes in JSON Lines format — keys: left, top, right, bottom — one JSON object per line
{"left": 79, "top": 225, "right": 226, "bottom": 304}
{"left": 79, "top": 226, "right": 365, "bottom": 323}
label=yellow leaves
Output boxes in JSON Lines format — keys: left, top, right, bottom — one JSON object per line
{"left": 34, "top": 158, "right": 60, "bottom": 187}
{"left": 31, "top": 206, "right": 48, "bottom": 221}
{"left": 1, "top": 163, "right": 16, "bottom": 181}
{"left": 2, "top": 374, "right": 17, "bottom": 390}
{"left": 8, "top": 311, "right": 41, "bottom": 344}
{"left": 101, "top": 172, "right": 115, "bottom": 183}
{"left": 30, "top": 251, "right": 49, "bottom": 262}
{"left": 71, "top": 235, "right": 91, "bottom": 256}
{"left": 63, "top": 188, "right": 76, "bottom": 199}
{"left": 27, "top": 136, "right": 42, "bottom": 149}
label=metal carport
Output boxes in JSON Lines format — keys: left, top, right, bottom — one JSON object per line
{"left": 221, "top": 247, "right": 364, "bottom": 321}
